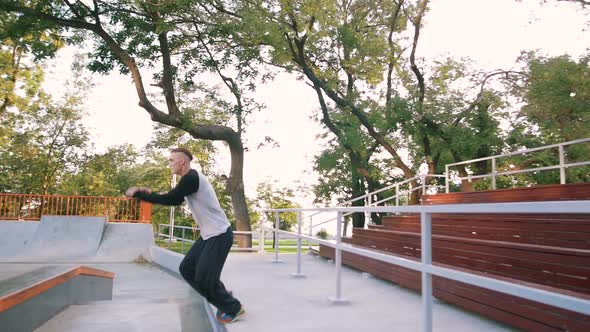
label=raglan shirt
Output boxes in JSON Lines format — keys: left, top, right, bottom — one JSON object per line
{"left": 133, "top": 169, "right": 230, "bottom": 240}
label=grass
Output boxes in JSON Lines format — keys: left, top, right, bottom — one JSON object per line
{"left": 155, "top": 239, "right": 319, "bottom": 255}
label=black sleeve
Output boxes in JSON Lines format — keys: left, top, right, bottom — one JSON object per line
{"left": 133, "top": 171, "right": 199, "bottom": 206}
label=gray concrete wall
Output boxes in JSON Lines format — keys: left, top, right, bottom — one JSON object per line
{"left": 25, "top": 216, "right": 107, "bottom": 261}
{"left": 0, "top": 221, "right": 38, "bottom": 260}
{"left": 94, "top": 223, "right": 155, "bottom": 262}
{"left": 0, "top": 217, "right": 155, "bottom": 263}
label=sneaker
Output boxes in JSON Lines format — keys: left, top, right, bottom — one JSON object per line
{"left": 215, "top": 291, "right": 233, "bottom": 319}
{"left": 217, "top": 306, "right": 245, "bottom": 324}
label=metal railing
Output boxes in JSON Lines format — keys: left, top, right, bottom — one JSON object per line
{"left": 263, "top": 201, "right": 590, "bottom": 332}
{"left": 306, "top": 174, "right": 445, "bottom": 239}
{"left": 156, "top": 224, "right": 263, "bottom": 253}
{"left": 445, "top": 137, "right": 590, "bottom": 192}
{"left": 0, "top": 193, "right": 152, "bottom": 223}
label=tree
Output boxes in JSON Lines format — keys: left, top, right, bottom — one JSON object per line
{"left": 58, "top": 144, "right": 140, "bottom": 196}
{"left": 255, "top": 180, "right": 302, "bottom": 248}
{"left": 519, "top": 53, "right": 590, "bottom": 143}
{"left": 1, "top": 0, "right": 262, "bottom": 247}
{"left": 496, "top": 52, "right": 590, "bottom": 186}
{"left": 0, "top": 51, "right": 90, "bottom": 195}
{"left": 199, "top": 0, "right": 520, "bottom": 201}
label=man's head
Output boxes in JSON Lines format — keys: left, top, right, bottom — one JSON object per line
{"left": 169, "top": 147, "right": 193, "bottom": 176}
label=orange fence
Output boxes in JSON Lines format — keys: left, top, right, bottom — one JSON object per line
{"left": 0, "top": 193, "right": 152, "bottom": 223}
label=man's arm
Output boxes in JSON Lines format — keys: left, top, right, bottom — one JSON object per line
{"left": 131, "top": 172, "right": 199, "bottom": 206}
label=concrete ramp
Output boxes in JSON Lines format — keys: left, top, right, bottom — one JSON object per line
{"left": 94, "top": 223, "right": 154, "bottom": 262}
{"left": 0, "top": 221, "right": 39, "bottom": 260}
{"left": 25, "top": 216, "right": 107, "bottom": 262}
{"left": 0, "top": 217, "right": 155, "bottom": 263}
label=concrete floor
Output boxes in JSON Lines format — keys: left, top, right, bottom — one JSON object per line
{"left": 215, "top": 253, "right": 518, "bottom": 332}
{"left": 2, "top": 252, "right": 520, "bottom": 332}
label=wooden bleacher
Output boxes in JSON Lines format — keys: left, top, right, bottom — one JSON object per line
{"left": 320, "top": 182, "right": 590, "bottom": 331}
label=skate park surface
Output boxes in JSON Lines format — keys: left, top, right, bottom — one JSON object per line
{"left": 0, "top": 217, "right": 516, "bottom": 332}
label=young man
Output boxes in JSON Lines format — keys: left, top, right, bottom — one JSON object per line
{"left": 126, "top": 147, "right": 244, "bottom": 323}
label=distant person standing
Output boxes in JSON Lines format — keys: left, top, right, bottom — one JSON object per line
{"left": 126, "top": 147, "right": 244, "bottom": 323}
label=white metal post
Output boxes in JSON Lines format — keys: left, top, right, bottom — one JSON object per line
{"left": 445, "top": 165, "right": 449, "bottom": 193}
{"left": 308, "top": 216, "right": 313, "bottom": 250}
{"left": 421, "top": 212, "right": 433, "bottom": 332}
{"left": 169, "top": 174, "right": 177, "bottom": 248}
{"left": 291, "top": 211, "right": 306, "bottom": 278}
{"left": 367, "top": 194, "right": 372, "bottom": 227}
{"left": 258, "top": 225, "right": 265, "bottom": 253}
{"left": 492, "top": 157, "right": 497, "bottom": 190}
{"left": 329, "top": 211, "right": 349, "bottom": 304}
{"left": 395, "top": 184, "right": 400, "bottom": 206}
{"left": 559, "top": 145, "right": 566, "bottom": 184}
{"left": 181, "top": 228, "right": 185, "bottom": 254}
{"left": 272, "top": 211, "right": 282, "bottom": 263}
{"left": 421, "top": 174, "right": 426, "bottom": 196}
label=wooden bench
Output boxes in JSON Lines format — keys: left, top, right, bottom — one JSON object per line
{"left": 0, "top": 265, "right": 115, "bottom": 332}
{"left": 376, "top": 213, "right": 590, "bottom": 249}
{"left": 422, "top": 182, "right": 590, "bottom": 204}
{"left": 320, "top": 183, "right": 590, "bottom": 331}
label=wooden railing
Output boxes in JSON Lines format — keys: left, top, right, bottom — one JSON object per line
{"left": 0, "top": 193, "right": 152, "bottom": 223}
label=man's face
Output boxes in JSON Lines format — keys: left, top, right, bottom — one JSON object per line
{"left": 168, "top": 152, "right": 185, "bottom": 175}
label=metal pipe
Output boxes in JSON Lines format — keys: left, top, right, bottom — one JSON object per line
{"left": 291, "top": 211, "right": 306, "bottom": 278}
{"left": 559, "top": 145, "right": 566, "bottom": 184}
{"left": 421, "top": 212, "right": 433, "bottom": 332}
{"left": 329, "top": 211, "right": 348, "bottom": 304}
{"left": 492, "top": 157, "right": 497, "bottom": 190}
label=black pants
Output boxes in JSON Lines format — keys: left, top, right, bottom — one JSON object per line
{"left": 179, "top": 226, "right": 241, "bottom": 315}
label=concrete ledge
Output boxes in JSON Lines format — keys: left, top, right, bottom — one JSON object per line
{"left": 0, "top": 265, "right": 114, "bottom": 332}
{"left": 149, "top": 246, "right": 226, "bottom": 332}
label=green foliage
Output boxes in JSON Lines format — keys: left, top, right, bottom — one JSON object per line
{"left": 0, "top": 50, "right": 90, "bottom": 194}
{"left": 255, "top": 180, "right": 301, "bottom": 232}
{"left": 315, "top": 228, "right": 329, "bottom": 239}
{"left": 519, "top": 53, "right": 590, "bottom": 142}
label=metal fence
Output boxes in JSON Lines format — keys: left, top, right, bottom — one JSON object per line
{"left": 445, "top": 137, "right": 590, "bottom": 192}
{"left": 0, "top": 193, "right": 152, "bottom": 223}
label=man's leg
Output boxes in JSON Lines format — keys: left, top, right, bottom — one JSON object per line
{"left": 194, "top": 227, "right": 241, "bottom": 316}
{"left": 179, "top": 238, "right": 207, "bottom": 294}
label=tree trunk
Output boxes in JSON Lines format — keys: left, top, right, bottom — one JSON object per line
{"left": 366, "top": 178, "right": 383, "bottom": 225}
{"left": 227, "top": 133, "right": 252, "bottom": 248}
{"left": 350, "top": 157, "right": 366, "bottom": 229}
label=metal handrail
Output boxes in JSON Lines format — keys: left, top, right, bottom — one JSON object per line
{"left": 445, "top": 137, "right": 590, "bottom": 192}
{"left": 156, "top": 224, "right": 268, "bottom": 253}
{"left": 262, "top": 201, "right": 590, "bottom": 332}
{"left": 307, "top": 174, "right": 445, "bottom": 231}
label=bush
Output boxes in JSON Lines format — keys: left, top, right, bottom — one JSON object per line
{"left": 316, "top": 228, "right": 329, "bottom": 239}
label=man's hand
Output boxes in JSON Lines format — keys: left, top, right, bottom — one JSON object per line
{"left": 126, "top": 187, "right": 152, "bottom": 197}
{"left": 126, "top": 187, "right": 139, "bottom": 197}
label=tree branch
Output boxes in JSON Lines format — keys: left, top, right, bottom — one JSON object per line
{"left": 453, "top": 70, "right": 526, "bottom": 126}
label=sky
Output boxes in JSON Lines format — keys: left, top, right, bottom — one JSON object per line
{"left": 43, "top": 0, "right": 589, "bottom": 216}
